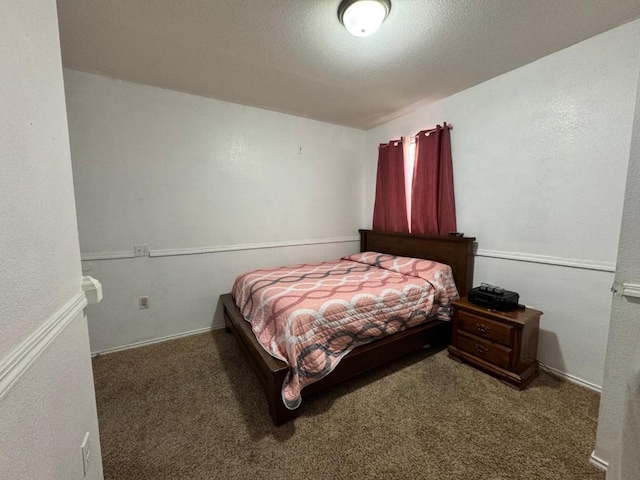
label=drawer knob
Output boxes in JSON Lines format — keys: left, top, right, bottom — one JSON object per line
{"left": 475, "top": 344, "right": 489, "bottom": 355}
{"left": 475, "top": 323, "right": 490, "bottom": 334}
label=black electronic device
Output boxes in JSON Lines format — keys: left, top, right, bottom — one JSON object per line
{"left": 468, "top": 283, "right": 521, "bottom": 311}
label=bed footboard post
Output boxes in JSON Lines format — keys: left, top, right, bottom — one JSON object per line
{"left": 221, "top": 294, "right": 298, "bottom": 426}
{"left": 268, "top": 396, "right": 299, "bottom": 426}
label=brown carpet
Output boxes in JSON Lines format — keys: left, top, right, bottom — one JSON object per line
{"left": 93, "top": 331, "right": 604, "bottom": 480}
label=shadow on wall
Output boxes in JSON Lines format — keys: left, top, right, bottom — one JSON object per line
{"left": 211, "top": 298, "right": 225, "bottom": 329}
{"left": 624, "top": 295, "right": 640, "bottom": 306}
{"left": 537, "top": 328, "right": 565, "bottom": 374}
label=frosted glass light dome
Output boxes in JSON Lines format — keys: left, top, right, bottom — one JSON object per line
{"left": 339, "top": 0, "right": 391, "bottom": 37}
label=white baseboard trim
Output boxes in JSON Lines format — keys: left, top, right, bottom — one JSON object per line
{"left": 91, "top": 324, "right": 225, "bottom": 357}
{"left": 475, "top": 249, "right": 615, "bottom": 273}
{"left": 541, "top": 364, "right": 602, "bottom": 393}
{"left": 589, "top": 451, "right": 609, "bottom": 471}
{"left": 0, "top": 292, "right": 87, "bottom": 401}
{"left": 81, "top": 236, "right": 360, "bottom": 261}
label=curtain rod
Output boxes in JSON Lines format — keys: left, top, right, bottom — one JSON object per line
{"left": 410, "top": 123, "right": 452, "bottom": 138}
{"left": 380, "top": 124, "right": 452, "bottom": 148}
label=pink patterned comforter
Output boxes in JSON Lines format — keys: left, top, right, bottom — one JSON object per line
{"left": 232, "top": 252, "right": 459, "bottom": 410}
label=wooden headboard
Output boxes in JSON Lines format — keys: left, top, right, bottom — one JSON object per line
{"left": 359, "top": 229, "right": 476, "bottom": 298}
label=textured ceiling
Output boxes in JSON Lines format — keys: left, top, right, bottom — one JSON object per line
{"left": 56, "top": 0, "right": 640, "bottom": 130}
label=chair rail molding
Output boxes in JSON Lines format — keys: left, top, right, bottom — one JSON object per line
{"left": 475, "top": 248, "right": 616, "bottom": 273}
{"left": 81, "top": 236, "right": 361, "bottom": 261}
{"left": 0, "top": 292, "right": 87, "bottom": 400}
{"left": 621, "top": 283, "right": 640, "bottom": 298}
{"left": 82, "top": 276, "right": 103, "bottom": 304}
{"left": 81, "top": 240, "right": 616, "bottom": 274}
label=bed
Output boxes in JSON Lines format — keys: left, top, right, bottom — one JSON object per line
{"left": 220, "top": 229, "right": 475, "bottom": 425}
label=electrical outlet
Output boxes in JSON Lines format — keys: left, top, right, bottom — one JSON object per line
{"left": 139, "top": 296, "right": 149, "bottom": 309}
{"left": 81, "top": 432, "right": 90, "bottom": 477}
{"left": 134, "top": 244, "right": 149, "bottom": 257}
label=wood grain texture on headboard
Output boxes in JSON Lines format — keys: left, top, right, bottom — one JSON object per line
{"left": 359, "top": 229, "right": 476, "bottom": 298}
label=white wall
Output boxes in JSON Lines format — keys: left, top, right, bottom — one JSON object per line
{"left": 595, "top": 50, "right": 640, "bottom": 474}
{"left": 64, "top": 70, "right": 366, "bottom": 353}
{"left": 64, "top": 20, "right": 640, "bottom": 389}
{"left": 0, "top": 310, "right": 102, "bottom": 480}
{"left": 0, "top": 2, "right": 83, "bottom": 360}
{"left": 365, "top": 20, "right": 640, "bottom": 387}
{"left": 0, "top": 1, "right": 103, "bottom": 479}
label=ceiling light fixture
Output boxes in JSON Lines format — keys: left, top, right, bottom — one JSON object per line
{"left": 338, "top": 0, "right": 391, "bottom": 37}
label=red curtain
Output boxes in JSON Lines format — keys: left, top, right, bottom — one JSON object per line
{"left": 411, "top": 124, "right": 456, "bottom": 235}
{"left": 372, "top": 140, "right": 409, "bottom": 232}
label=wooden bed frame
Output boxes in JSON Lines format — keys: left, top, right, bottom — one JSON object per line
{"left": 221, "top": 229, "right": 475, "bottom": 425}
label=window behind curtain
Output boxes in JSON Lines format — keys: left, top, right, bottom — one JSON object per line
{"left": 403, "top": 137, "right": 416, "bottom": 230}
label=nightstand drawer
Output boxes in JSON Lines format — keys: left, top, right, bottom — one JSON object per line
{"left": 457, "top": 310, "right": 513, "bottom": 347}
{"left": 457, "top": 331, "right": 512, "bottom": 369}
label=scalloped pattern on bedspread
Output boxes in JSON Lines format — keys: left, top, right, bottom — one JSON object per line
{"left": 342, "top": 252, "right": 459, "bottom": 321}
{"left": 231, "top": 252, "right": 459, "bottom": 410}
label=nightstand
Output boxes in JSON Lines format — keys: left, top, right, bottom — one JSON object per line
{"left": 447, "top": 297, "right": 542, "bottom": 389}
